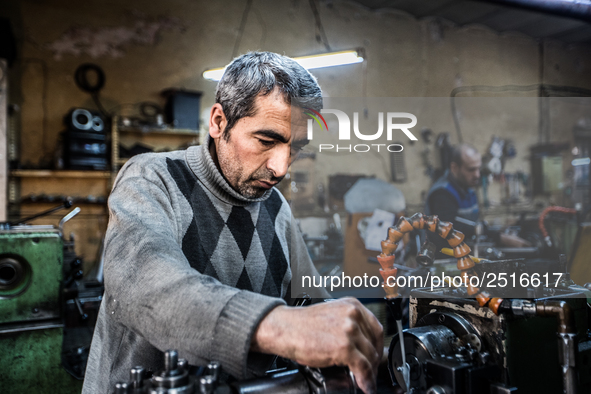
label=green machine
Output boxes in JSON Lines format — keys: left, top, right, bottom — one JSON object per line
{"left": 0, "top": 216, "right": 83, "bottom": 393}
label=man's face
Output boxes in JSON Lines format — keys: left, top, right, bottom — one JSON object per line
{"left": 454, "top": 152, "right": 482, "bottom": 188}
{"left": 211, "top": 89, "right": 308, "bottom": 198}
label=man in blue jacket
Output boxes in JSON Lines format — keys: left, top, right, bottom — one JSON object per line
{"left": 426, "top": 143, "right": 529, "bottom": 254}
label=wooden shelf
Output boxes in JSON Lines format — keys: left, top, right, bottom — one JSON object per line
{"left": 118, "top": 127, "right": 199, "bottom": 136}
{"left": 17, "top": 200, "right": 107, "bottom": 206}
{"left": 111, "top": 116, "right": 199, "bottom": 173}
{"left": 10, "top": 170, "right": 111, "bottom": 179}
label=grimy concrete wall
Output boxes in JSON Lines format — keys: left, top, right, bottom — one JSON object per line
{"left": 7, "top": 0, "right": 591, "bottom": 212}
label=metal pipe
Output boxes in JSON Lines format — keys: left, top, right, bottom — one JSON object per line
{"left": 506, "top": 299, "right": 578, "bottom": 394}
{"left": 475, "top": 0, "right": 591, "bottom": 23}
{"left": 536, "top": 300, "right": 577, "bottom": 394}
{"left": 536, "top": 300, "right": 575, "bottom": 333}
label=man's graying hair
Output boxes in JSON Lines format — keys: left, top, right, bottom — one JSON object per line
{"left": 215, "top": 52, "right": 323, "bottom": 140}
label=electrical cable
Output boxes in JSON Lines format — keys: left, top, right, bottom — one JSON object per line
{"left": 309, "top": 0, "right": 332, "bottom": 52}
{"left": 538, "top": 41, "right": 545, "bottom": 143}
{"left": 252, "top": 7, "right": 268, "bottom": 48}
{"left": 74, "top": 63, "right": 110, "bottom": 118}
{"left": 231, "top": 0, "right": 253, "bottom": 59}
{"left": 450, "top": 84, "right": 591, "bottom": 143}
{"left": 74, "top": 63, "right": 105, "bottom": 93}
{"left": 90, "top": 93, "right": 109, "bottom": 119}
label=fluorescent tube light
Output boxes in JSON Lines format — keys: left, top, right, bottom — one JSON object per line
{"left": 295, "top": 50, "right": 364, "bottom": 70}
{"left": 202, "top": 50, "right": 364, "bottom": 81}
{"left": 202, "top": 68, "right": 226, "bottom": 81}
{"left": 572, "top": 157, "right": 590, "bottom": 166}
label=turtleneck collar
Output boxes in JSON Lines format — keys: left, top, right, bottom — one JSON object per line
{"left": 184, "top": 134, "right": 273, "bottom": 207}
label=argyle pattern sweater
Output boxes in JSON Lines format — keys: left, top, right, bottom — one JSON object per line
{"left": 83, "top": 136, "right": 324, "bottom": 393}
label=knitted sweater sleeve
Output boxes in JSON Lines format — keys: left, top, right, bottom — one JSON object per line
{"left": 103, "top": 159, "right": 285, "bottom": 379}
{"left": 287, "top": 215, "right": 332, "bottom": 300}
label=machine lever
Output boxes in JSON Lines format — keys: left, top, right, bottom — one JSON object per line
{"left": 59, "top": 207, "right": 81, "bottom": 233}
{"left": 74, "top": 297, "right": 88, "bottom": 320}
{"left": 396, "top": 319, "right": 410, "bottom": 393}
{"left": 386, "top": 296, "right": 410, "bottom": 392}
{"left": 9, "top": 199, "right": 73, "bottom": 226}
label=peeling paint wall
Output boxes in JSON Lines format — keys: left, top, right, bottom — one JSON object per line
{"left": 42, "top": 11, "right": 186, "bottom": 60}
{"left": 9, "top": 0, "right": 591, "bottom": 211}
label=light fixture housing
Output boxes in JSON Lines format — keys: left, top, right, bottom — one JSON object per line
{"left": 202, "top": 49, "right": 364, "bottom": 82}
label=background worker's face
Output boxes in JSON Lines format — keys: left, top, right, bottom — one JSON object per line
{"left": 451, "top": 150, "right": 482, "bottom": 188}
{"left": 209, "top": 88, "right": 308, "bottom": 198}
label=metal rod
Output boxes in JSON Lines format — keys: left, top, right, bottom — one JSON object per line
{"left": 396, "top": 319, "right": 410, "bottom": 391}
{"left": 10, "top": 199, "right": 72, "bottom": 226}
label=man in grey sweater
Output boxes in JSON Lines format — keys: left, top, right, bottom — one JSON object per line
{"left": 83, "top": 52, "right": 383, "bottom": 394}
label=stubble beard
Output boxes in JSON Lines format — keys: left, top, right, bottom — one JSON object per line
{"left": 217, "top": 143, "right": 284, "bottom": 199}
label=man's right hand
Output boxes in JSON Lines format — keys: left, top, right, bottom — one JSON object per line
{"left": 251, "top": 297, "right": 384, "bottom": 394}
